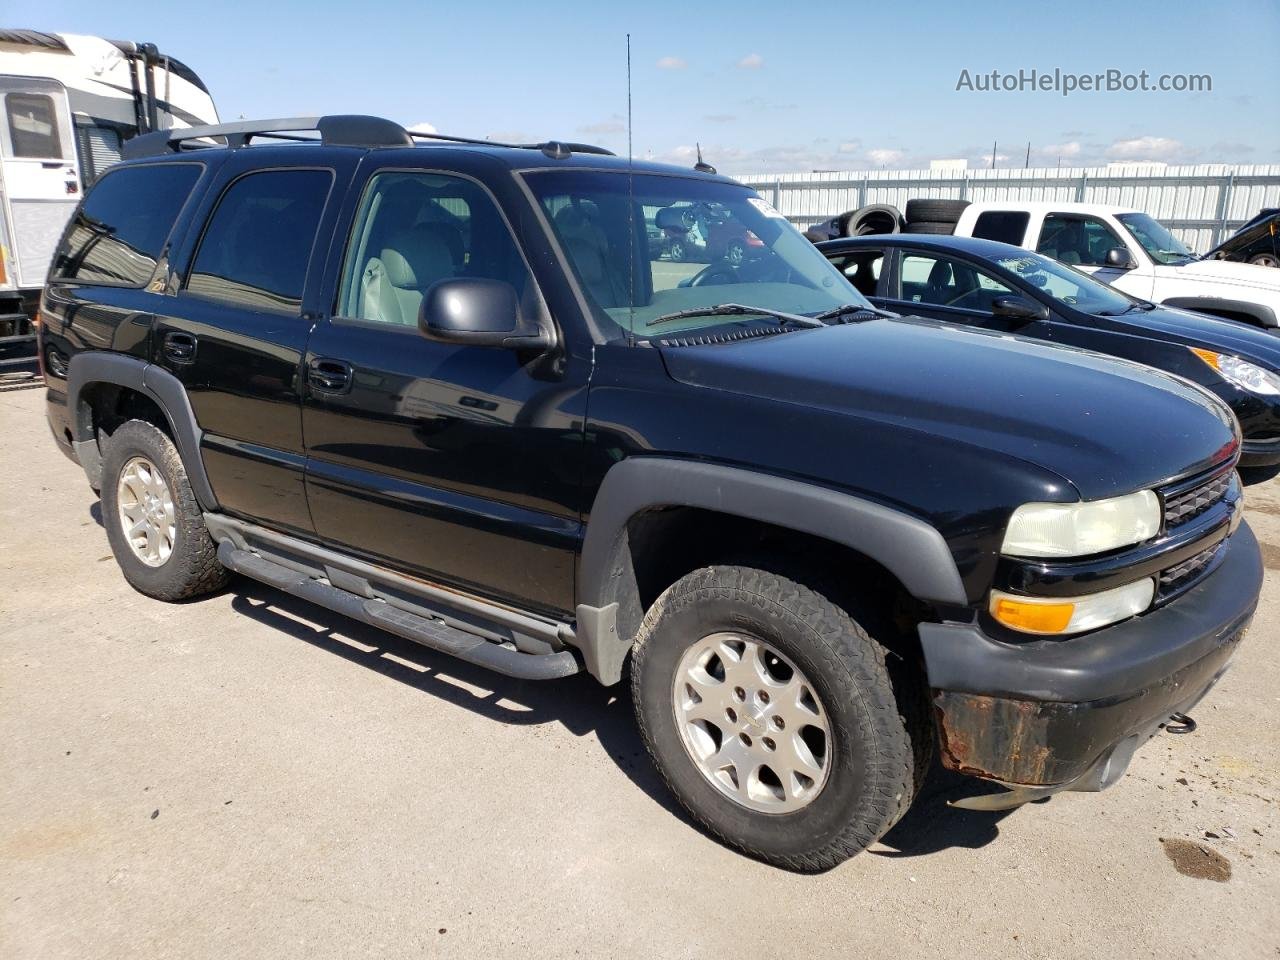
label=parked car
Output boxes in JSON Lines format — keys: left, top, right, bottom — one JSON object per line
{"left": 658, "top": 201, "right": 764, "bottom": 264}
{"left": 1205, "top": 209, "right": 1279, "bottom": 269}
{"left": 949, "top": 201, "right": 1280, "bottom": 330}
{"left": 40, "top": 115, "right": 1261, "bottom": 871}
{"left": 819, "top": 234, "right": 1280, "bottom": 471}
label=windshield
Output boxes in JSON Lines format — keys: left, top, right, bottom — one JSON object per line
{"left": 995, "top": 250, "right": 1138, "bottom": 315}
{"left": 1116, "top": 212, "right": 1195, "bottom": 265}
{"left": 525, "top": 170, "right": 870, "bottom": 338}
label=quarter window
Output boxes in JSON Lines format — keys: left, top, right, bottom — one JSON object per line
{"left": 1036, "top": 214, "right": 1125, "bottom": 267}
{"left": 337, "top": 171, "right": 530, "bottom": 325}
{"left": 54, "top": 163, "right": 202, "bottom": 287}
{"left": 187, "top": 169, "right": 332, "bottom": 313}
{"left": 6, "top": 93, "right": 62, "bottom": 159}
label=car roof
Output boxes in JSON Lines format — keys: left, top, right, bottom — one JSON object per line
{"left": 963, "top": 200, "right": 1139, "bottom": 216}
{"left": 115, "top": 138, "right": 738, "bottom": 183}
{"left": 816, "top": 233, "right": 1042, "bottom": 260}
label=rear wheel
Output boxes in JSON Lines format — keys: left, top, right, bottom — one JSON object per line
{"left": 1248, "top": 252, "right": 1278, "bottom": 268}
{"left": 101, "top": 420, "right": 228, "bottom": 601}
{"left": 631, "top": 564, "right": 928, "bottom": 871}
{"left": 725, "top": 239, "right": 747, "bottom": 265}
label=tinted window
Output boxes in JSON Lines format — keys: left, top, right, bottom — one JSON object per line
{"left": 899, "top": 252, "right": 1012, "bottom": 310}
{"left": 337, "top": 172, "right": 529, "bottom": 325}
{"left": 826, "top": 249, "right": 884, "bottom": 297}
{"left": 1036, "top": 214, "right": 1124, "bottom": 267}
{"left": 971, "top": 210, "right": 1030, "bottom": 246}
{"left": 187, "top": 170, "right": 331, "bottom": 313}
{"left": 54, "top": 163, "right": 202, "bottom": 286}
{"left": 6, "top": 93, "right": 62, "bottom": 159}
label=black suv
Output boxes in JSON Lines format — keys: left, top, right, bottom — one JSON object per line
{"left": 39, "top": 115, "right": 1262, "bottom": 871}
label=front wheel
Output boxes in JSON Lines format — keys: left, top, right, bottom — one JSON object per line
{"left": 1249, "top": 252, "right": 1278, "bottom": 268}
{"left": 101, "top": 419, "right": 229, "bottom": 601}
{"left": 631, "top": 565, "right": 928, "bottom": 871}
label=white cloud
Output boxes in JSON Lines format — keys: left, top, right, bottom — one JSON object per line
{"left": 837, "top": 141, "right": 861, "bottom": 154}
{"left": 1043, "top": 140, "right": 1082, "bottom": 158}
{"left": 866, "top": 148, "right": 905, "bottom": 167}
{"left": 737, "top": 53, "right": 764, "bottom": 69}
{"left": 406, "top": 121, "right": 436, "bottom": 134}
{"left": 1105, "top": 135, "right": 1184, "bottom": 162}
{"left": 656, "top": 56, "right": 687, "bottom": 70}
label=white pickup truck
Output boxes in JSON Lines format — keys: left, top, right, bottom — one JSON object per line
{"left": 950, "top": 201, "right": 1280, "bottom": 329}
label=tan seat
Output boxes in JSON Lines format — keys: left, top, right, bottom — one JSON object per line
{"left": 360, "top": 225, "right": 458, "bottom": 325}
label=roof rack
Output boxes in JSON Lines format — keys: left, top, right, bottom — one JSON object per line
{"left": 120, "top": 114, "right": 614, "bottom": 160}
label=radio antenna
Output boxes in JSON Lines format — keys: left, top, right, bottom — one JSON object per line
{"left": 626, "top": 33, "right": 636, "bottom": 345}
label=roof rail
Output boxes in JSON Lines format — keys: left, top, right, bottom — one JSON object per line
{"left": 120, "top": 114, "right": 615, "bottom": 160}
{"left": 121, "top": 115, "right": 412, "bottom": 159}
{"left": 405, "top": 129, "right": 614, "bottom": 157}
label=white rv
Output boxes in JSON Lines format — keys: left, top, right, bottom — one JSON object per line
{"left": 0, "top": 29, "right": 218, "bottom": 359}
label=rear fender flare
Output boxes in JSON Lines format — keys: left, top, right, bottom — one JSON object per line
{"left": 65, "top": 352, "right": 218, "bottom": 510}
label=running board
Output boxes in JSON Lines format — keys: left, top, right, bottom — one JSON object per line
{"left": 216, "top": 541, "right": 581, "bottom": 681}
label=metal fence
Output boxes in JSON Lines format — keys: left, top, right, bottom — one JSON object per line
{"left": 737, "top": 164, "right": 1280, "bottom": 252}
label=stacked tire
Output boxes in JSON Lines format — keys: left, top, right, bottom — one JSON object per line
{"left": 902, "top": 199, "right": 969, "bottom": 235}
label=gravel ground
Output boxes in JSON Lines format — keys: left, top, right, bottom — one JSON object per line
{"left": 2, "top": 384, "right": 1277, "bottom": 959}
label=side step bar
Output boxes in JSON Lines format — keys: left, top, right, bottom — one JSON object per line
{"left": 216, "top": 541, "right": 581, "bottom": 681}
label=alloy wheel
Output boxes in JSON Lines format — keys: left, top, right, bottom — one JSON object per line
{"left": 672, "top": 632, "right": 833, "bottom": 813}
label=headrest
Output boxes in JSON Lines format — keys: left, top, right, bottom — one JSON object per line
{"left": 926, "top": 259, "right": 953, "bottom": 287}
{"left": 380, "top": 226, "right": 455, "bottom": 289}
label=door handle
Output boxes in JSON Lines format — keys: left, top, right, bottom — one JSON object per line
{"left": 308, "top": 358, "right": 353, "bottom": 394}
{"left": 162, "top": 331, "right": 198, "bottom": 365}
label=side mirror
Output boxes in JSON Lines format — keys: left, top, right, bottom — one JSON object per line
{"left": 419, "top": 278, "right": 552, "bottom": 350}
{"left": 1104, "top": 247, "right": 1137, "bottom": 270}
{"left": 992, "top": 295, "right": 1051, "bottom": 324}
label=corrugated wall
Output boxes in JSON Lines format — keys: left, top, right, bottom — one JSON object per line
{"left": 737, "top": 164, "right": 1280, "bottom": 252}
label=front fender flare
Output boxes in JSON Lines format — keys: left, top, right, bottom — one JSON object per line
{"left": 573, "top": 457, "right": 966, "bottom": 684}
{"left": 65, "top": 352, "right": 218, "bottom": 510}
{"left": 1160, "top": 296, "right": 1276, "bottom": 329}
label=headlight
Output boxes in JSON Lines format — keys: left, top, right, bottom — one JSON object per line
{"left": 1190, "top": 347, "right": 1280, "bottom": 395}
{"left": 1002, "top": 489, "right": 1160, "bottom": 558}
{"left": 990, "top": 578, "right": 1155, "bottom": 635}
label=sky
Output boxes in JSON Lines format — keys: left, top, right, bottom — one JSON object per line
{"left": 9, "top": 0, "right": 1280, "bottom": 175}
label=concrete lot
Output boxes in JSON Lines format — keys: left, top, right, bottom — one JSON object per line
{"left": 2, "top": 383, "right": 1278, "bottom": 960}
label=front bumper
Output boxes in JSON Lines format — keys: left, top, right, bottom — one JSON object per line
{"left": 919, "top": 521, "right": 1262, "bottom": 790}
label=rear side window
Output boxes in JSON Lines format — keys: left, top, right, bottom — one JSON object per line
{"left": 54, "top": 163, "right": 202, "bottom": 287}
{"left": 186, "top": 169, "right": 332, "bottom": 313}
{"left": 971, "top": 210, "right": 1030, "bottom": 246}
{"left": 6, "top": 92, "right": 62, "bottom": 158}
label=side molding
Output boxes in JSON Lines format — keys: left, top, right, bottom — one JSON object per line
{"left": 65, "top": 352, "right": 219, "bottom": 510}
{"left": 577, "top": 457, "right": 967, "bottom": 650}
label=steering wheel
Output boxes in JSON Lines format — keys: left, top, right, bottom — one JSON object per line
{"left": 687, "top": 262, "right": 739, "bottom": 287}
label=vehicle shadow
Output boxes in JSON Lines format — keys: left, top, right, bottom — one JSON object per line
{"left": 224, "top": 575, "right": 1020, "bottom": 862}
{"left": 873, "top": 765, "right": 1019, "bottom": 858}
{"left": 225, "top": 576, "right": 697, "bottom": 831}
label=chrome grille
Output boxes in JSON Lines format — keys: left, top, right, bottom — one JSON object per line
{"left": 1164, "top": 472, "right": 1232, "bottom": 528}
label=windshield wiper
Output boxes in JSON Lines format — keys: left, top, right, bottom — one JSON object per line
{"left": 647, "top": 303, "right": 824, "bottom": 329}
{"left": 814, "top": 303, "right": 897, "bottom": 322}
{"left": 1098, "top": 300, "right": 1155, "bottom": 316}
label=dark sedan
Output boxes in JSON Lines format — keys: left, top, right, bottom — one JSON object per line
{"left": 818, "top": 234, "right": 1280, "bottom": 471}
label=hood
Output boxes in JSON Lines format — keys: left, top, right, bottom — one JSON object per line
{"left": 1108, "top": 305, "right": 1280, "bottom": 370}
{"left": 659, "top": 318, "right": 1238, "bottom": 500}
{"left": 1173, "top": 257, "right": 1280, "bottom": 293}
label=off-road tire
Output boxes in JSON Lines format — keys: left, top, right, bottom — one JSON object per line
{"left": 631, "top": 565, "right": 928, "bottom": 872}
{"left": 101, "top": 419, "right": 229, "bottom": 601}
